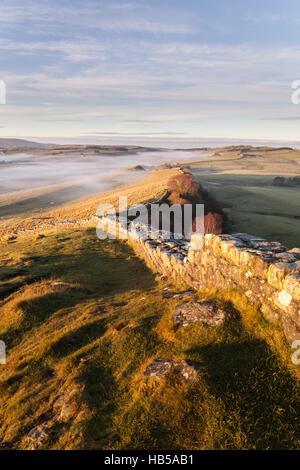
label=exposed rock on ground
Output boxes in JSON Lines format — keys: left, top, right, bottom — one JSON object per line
{"left": 173, "top": 301, "right": 227, "bottom": 329}
{"left": 162, "top": 290, "right": 196, "bottom": 299}
{"left": 52, "top": 389, "right": 78, "bottom": 422}
{"left": 143, "top": 359, "right": 199, "bottom": 384}
{"left": 26, "top": 424, "right": 54, "bottom": 449}
{"left": 25, "top": 387, "right": 83, "bottom": 449}
{"left": 52, "top": 385, "right": 86, "bottom": 422}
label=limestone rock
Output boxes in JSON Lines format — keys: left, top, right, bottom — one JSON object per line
{"left": 162, "top": 290, "right": 196, "bottom": 299}
{"left": 178, "top": 360, "right": 199, "bottom": 383}
{"left": 26, "top": 424, "right": 53, "bottom": 449}
{"left": 278, "top": 289, "right": 292, "bottom": 307}
{"left": 233, "top": 233, "right": 265, "bottom": 244}
{"left": 274, "top": 252, "right": 298, "bottom": 263}
{"left": 143, "top": 359, "right": 173, "bottom": 377}
{"left": 250, "top": 241, "right": 286, "bottom": 253}
{"left": 284, "top": 274, "right": 300, "bottom": 301}
{"left": 282, "top": 316, "right": 300, "bottom": 344}
{"left": 173, "top": 301, "right": 227, "bottom": 329}
{"left": 52, "top": 388, "right": 81, "bottom": 422}
{"left": 261, "top": 303, "right": 280, "bottom": 323}
{"left": 268, "top": 262, "right": 300, "bottom": 289}
{"left": 143, "top": 359, "right": 199, "bottom": 383}
{"left": 190, "top": 233, "right": 204, "bottom": 251}
{"left": 288, "top": 247, "right": 300, "bottom": 256}
{"left": 220, "top": 239, "right": 245, "bottom": 259}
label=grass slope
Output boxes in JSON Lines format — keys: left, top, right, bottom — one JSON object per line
{"left": 0, "top": 168, "right": 178, "bottom": 237}
{"left": 188, "top": 147, "right": 300, "bottom": 248}
{"left": 192, "top": 173, "right": 300, "bottom": 248}
{"left": 207, "top": 183, "right": 300, "bottom": 248}
{"left": 0, "top": 229, "right": 299, "bottom": 450}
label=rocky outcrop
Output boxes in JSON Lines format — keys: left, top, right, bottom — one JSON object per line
{"left": 98, "top": 214, "right": 300, "bottom": 343}
{"left": 173, "top": 301, "right": 227, "bottom": 329}
{"left": 25, "top": 386, "right": 84, "bottom": 449}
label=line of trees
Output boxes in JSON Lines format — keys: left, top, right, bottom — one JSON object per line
{"left": 273, "top": 176, "right": 300, "bottom": 187}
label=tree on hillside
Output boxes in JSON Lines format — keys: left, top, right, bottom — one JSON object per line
{"left": 168, "top": 173, "right": 201, "bottom": 199}
{"left": 168, "top": 191, "right": 190, "bottom": 205}
{"left": 204, "top": 212, "right": 223, "bottom": 234}
{"left": 190, "top": 212, "right": 223, "bottom": 235}
{"left": 293, "top": 175, "right": 300, "bottom": 185}
{"left": 273, "top": 176, "right": 286, "bottom": 186}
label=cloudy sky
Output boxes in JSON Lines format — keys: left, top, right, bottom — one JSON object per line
{"left": 1, "top": 0, "right": 300, "bottom": 145}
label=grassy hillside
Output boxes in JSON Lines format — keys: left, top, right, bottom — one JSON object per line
{"left": 189, "top": 148, "right": 300, "bottom": 248}
{"left": 201, "top": 179, "right": 300, "bottom": 248}
{"left": 0, "top": 168, "right": 178, "bottom": 237}
{"left": 0, "top": 151, "right": 299, "bottom": 450}
{"left": 0, "top": 228, "right": 299, "bottom": 450}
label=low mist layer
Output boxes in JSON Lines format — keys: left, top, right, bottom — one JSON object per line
{"left": 0, "top": 150, "right": 208, "bottom": 195}
{"left": 0, "top": 150, "right": 209, "bottom": 218}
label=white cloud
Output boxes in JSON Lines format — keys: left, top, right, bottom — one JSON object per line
{"left": 82, "top": 131, "right": 188, "bottom": 135}
{"left": 110, "top": 2, "right": 138, "bottom": 10}
{"left": 0, "top": 39, "right": 109, "bottom": 62}
{"left": 0, "top": 1, "right": 195, "bottom": 34}
{"left": 0, "top": 1, "right": 299, "bottom": 140}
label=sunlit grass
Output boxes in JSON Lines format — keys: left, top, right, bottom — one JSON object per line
{"left": 0, "top": 228, "right": 298, "bottom": 449}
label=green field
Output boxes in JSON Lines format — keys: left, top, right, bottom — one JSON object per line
{"left": 197, "top": 175, "right": 300, "bottom": 248}
{"left": 189, "top": 148, "right": 300, "bottom": 248}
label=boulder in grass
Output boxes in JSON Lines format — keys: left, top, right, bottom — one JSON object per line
{"left": 143, "top": 359, "right": 199, "bottom": 384}
{"left": 173, "top": 301, "right": 227, "bottom": 329}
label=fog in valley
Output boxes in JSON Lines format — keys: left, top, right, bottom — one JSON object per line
{"left": 0, "top": 150, "right": 209, "bottom": 216}
{"left": 0, "top": 150, "right": 210, "bottom": 194}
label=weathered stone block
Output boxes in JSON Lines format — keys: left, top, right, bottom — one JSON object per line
{"left": 204, "top": 233, "right": 215, "bottom": 248}
{"left": 226, "top": 245, "right": 245, "bottom": 265}
{"left": 233, "top": 233, "right": 265, "bottom": 245}
{"left": 284, "top": 274, "right": 300, "bottom": 302}
{"left": 268, "top": 261, "right": 300, "bottom": 289}
{"left": 249, "top": 240, "right": 286, "bottom": 253}
{"left": 219, "top": 239, "right": 245, "bottom": 261}
{"left": 238, "top": 249, "right": 269, "bottom": 278}
{"left": 273, "top": 252, "right": 297, "bottom": 263}
{"left": 261, "top": 303, "right": 280, "bottom": 323}
{"left": 282, "top": 316, "right": 300, "bottom": 344}
{"left": 190, "top": 233, "right": 204, "bottom": 251}
{"left": 288, "top": 247, "right": 300, "bottom": 255}
{"left": 278, "top": 289, "right": 293, "bottom": 307}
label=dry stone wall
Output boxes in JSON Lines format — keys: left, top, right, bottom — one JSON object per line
{"left": 99, "top": 214, "right": 300, "bottom": 343}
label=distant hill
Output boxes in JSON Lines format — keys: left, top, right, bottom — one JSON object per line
{"left": 0, "top": 139, "right": 159, "bottom": 154}
{"left": 0, "top": 138, "right": 49, "bottom": 149}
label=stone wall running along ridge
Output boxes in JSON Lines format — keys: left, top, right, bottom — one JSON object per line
{"left": 98, "top": 214, "right": 300, "bottom": 343}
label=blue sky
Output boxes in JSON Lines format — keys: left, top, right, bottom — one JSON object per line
{"left": 1, "top": 0, "right": 300, "bottom": 145}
